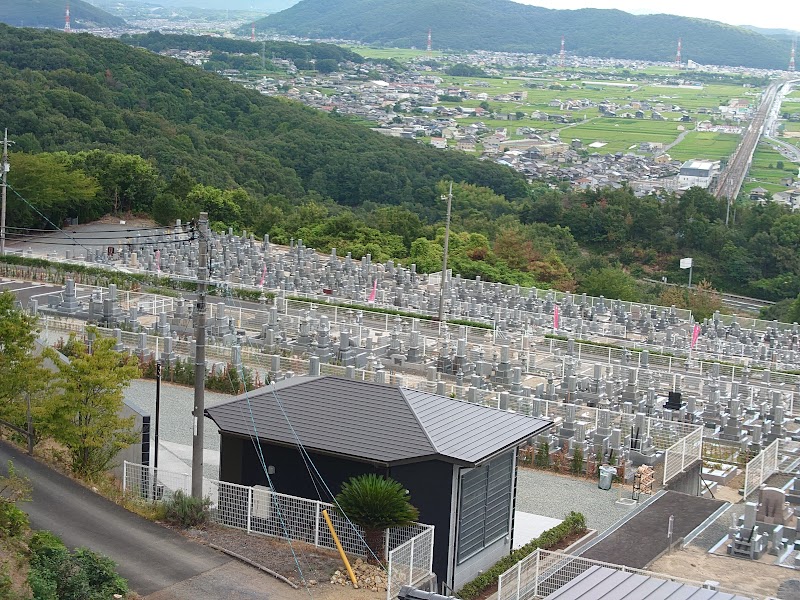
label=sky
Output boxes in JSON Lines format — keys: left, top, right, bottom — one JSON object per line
{"left": 512, "top": 0, "right": 798, "bottom": 32}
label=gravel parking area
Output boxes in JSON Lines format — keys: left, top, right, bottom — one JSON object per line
{"left": 515, "top": 467, "right": 637, "bottom": 533}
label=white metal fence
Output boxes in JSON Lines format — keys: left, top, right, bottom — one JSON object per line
{"left": 497, "top": 549, "right": 760, "bottom": 600}
{"left": 386, "top": 525, "right": 436, "bottom": 599}
{"left": 123, "top": 462, "right": 434, "bottom": 600}
{"left": 744, "top": 439, "right": 780, "bottom": 499}
{"left": 662, "top": 427, "right": 704, "bottom": 484}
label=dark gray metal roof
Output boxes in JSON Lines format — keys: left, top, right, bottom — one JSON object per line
{"left": 205, "top": 376, "right": 552, "bottom": 466}
{"left": 545, "top": 565, "right": 754, "bottom": 600}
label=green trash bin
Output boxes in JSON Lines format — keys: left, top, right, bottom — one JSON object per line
{"left": 598, "top": 465, "right": 616, "bottom": 490}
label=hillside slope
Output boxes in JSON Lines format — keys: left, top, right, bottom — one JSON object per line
{"left": 0, "top": 24, "right": 526, "bottom": 213}
{"left": 253, "top": 0, "right": 789, "bottom": 69}
{"left": 0, "top": 0, "right": 125, "bottom": 29}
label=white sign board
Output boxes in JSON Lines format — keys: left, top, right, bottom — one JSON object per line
{"left": 680, "top": 257, "right": 693, "bottom": 269}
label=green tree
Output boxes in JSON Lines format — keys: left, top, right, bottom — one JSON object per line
{"left": 70, "top": 150, "right": 161, "bottom": 214}
{"left": 335, "top": 474, "right": 419, "bottom": 563}
{"left": 7, "top": 152, "right": 101, "bottom": 228}
{"left": 0, "top": 291, "right": 48, "bottom": 440}
{"left": 578, "top": 267, "right": 640, "bottom": 302}
{"left": 787, "top": 293, "right": 800, "bottom": 324}
{"left": 43, "top": 331, "right": 139, "bottom": 478}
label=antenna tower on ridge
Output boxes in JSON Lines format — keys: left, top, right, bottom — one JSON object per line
{"left": 790, "top": 39, "right": 796, "bottom": 72}
{"left": 251, "top": 23, "right": 255, "bottom": 42}
{"left": 64, "top": 2, "right": 71, "bottom": 33}
{"left": 676, "top": 38, "right": 682, "bottom": 68}
{"left": 427, "top": 28, "right": 432, "bottom": 55}
{"left": 559, "top": 35, "right": 565, "bottom": 68}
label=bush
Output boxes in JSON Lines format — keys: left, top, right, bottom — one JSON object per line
{"left": 0, "top": 502, "right": 29, "bottom": 537}
{"left": 571, "top": 448, "right": 584, "bottom": 475}
{"left": 534, "top": 441, "right": 550, "bottom": 468}
{"left": 163, "top": 490, "right": 211, "bottom": 528}
{"left": 457, "top": 512, "right": 587, "bottom": 600}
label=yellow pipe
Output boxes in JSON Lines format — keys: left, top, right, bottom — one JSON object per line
{"left": 322, "top": 509, "right": 358, "bottom": 587}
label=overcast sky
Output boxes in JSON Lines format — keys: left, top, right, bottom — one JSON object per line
{"left": 511, "top": 0, "right": 797, "bottom": 31}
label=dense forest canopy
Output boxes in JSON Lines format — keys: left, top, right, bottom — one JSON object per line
{"left": 253, "top": 0, "right": 790, "bottom": 69}
{"left": 0, "top": 0, "right": 125, "bottom": 29}
{"left": 121, "top": 32, "right": 364, "bottom": 67}
{"left": 1, "top": 25, "right": 800, "bottom": 319}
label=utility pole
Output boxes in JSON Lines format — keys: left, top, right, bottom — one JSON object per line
{"left": 1, "top": 129, "right": 9, "bottom": 257}
{"left": 191, "top": 212, "right": 208, "bottom": 500}
{"left": 155, "top": 360, "right": 162, "bottom": 472}
{"left": 437, "top": 182, "right": 453, "bottom": 323}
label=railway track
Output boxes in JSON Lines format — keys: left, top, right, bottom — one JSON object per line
{"left": 714, "top": 82, "right": 782, "bottom": 202}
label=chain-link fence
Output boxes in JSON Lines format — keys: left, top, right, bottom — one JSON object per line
{"left": 497, "top": 549, "right": 760, "bottom": 600}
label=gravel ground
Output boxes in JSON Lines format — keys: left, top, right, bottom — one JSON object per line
{"left": 515, "top": 467, "right": 637, "bottom": 533}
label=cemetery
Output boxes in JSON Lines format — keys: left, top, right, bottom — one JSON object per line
{"left": 9, "top": 220, "right": 800, "bottom": 597}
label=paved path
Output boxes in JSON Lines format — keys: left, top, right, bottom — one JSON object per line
{"left": 0, "top": 441, "right": 287, "bottom": 598}
{"left": 581, "top": 491, "right": 725, "bottom": 569}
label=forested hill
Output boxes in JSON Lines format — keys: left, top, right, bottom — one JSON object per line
{"left": 0, "top": 24, "right": 526, "bottom": 211}
{"left": 253, "top": 0, "right": 789, "bottom": 69}
{"left": 121, "top": 31, "right": 363, "bottom": 65}
{"left": 0, "top": 0, "right": 125, "bottom": 29}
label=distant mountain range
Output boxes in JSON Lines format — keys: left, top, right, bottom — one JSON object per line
{"left": 252, "top": 0, "right": 791, "bottom": 70}
{"left": 0, "top": 0, "right": 125, "bottom": 29}
{"left": 102, "top": 0, "right": 296, "bottom": 11}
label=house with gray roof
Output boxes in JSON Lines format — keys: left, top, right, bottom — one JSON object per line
{"left": 205, "top": 375, "right": 553, "bottom": 592}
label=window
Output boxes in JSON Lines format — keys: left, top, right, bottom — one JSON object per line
{"left": 457, "top": 451, "right": 514, "bottom": 563}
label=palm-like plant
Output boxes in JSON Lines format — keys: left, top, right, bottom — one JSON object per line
{"left": 335, "top": 474, "right": 420, "bottom": 563}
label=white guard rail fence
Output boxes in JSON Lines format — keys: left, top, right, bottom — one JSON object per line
{"left": 122, "top": 462, "right": 434, "bottom": 600}
{"left": 744, "top": 439, "right": 780, "bottom": 499}
{"left": 496, "top": 549, "right": 762, "bottom": 600}
{"left": 662, "top": 427, "right": 704, "bottom": 485}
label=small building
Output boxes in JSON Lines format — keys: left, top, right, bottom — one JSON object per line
{"left": 205, "top": 376, "right": 553, "bottom": 591}
{"left": 679, "top": 159, "right": 719, "bottom": 189}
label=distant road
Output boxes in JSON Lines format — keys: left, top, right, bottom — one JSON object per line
{"left": 641, "top": 278, "right": 773, "bottom": 314}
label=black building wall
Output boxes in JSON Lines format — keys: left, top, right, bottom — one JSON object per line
{"left": 219, "top": 433, "right": 455, "bottom": 585}
{"left": 389, "top": 461, "right": 453, "bottom": 587}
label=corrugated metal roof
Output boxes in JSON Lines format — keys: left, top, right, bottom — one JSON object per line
{"left": 402, "top": 388, "right": 551, "bottom": 464}
{"left": 545, "top": 565, "right": 754, "bottom": 600}
{"left": 205, "top": 376, "right": 552, "bottom": 466}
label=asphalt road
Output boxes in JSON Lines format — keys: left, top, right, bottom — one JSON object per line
{"left": 0, "top": 440, "right": 266, "bottom": 597}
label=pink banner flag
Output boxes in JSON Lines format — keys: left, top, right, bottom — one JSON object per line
{"left": 155, "top": 249, "right": 161, "bottom": 272}
{"left": 368, "top": 278, "right": 378, "bottom": 303}
{"left": 691, "top": 324, "right": 701, "bottom": 349}
{"left": 259, "top": 264, "right": 266, "bottom": 287}
{"left": 553, "top": 304, "right": 560, "bottom": 330}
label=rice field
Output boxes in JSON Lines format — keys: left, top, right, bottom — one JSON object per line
{"left": 666, "top": 131, "right": 741, "bottom": 161}
{"left": 747, "top": 142, "right": 798, "bottom": 185}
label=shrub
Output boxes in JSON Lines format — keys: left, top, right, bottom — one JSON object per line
{"left": 0, "top": 502, "right": 29, "bottom": 537}
{"left": 163, "top": 491, "right": 211, "bottom": 528}
{"left": 571, "top": 448, "right": 584, "bottom": 475}
{"left": 28, "top": 532, "right": 128, "bottom": 600}
{"left": 534, "top": 441, "right": 550, "bottom": 468}
{"left": 457, "top": 511, "right": 587, "bottom": 600}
